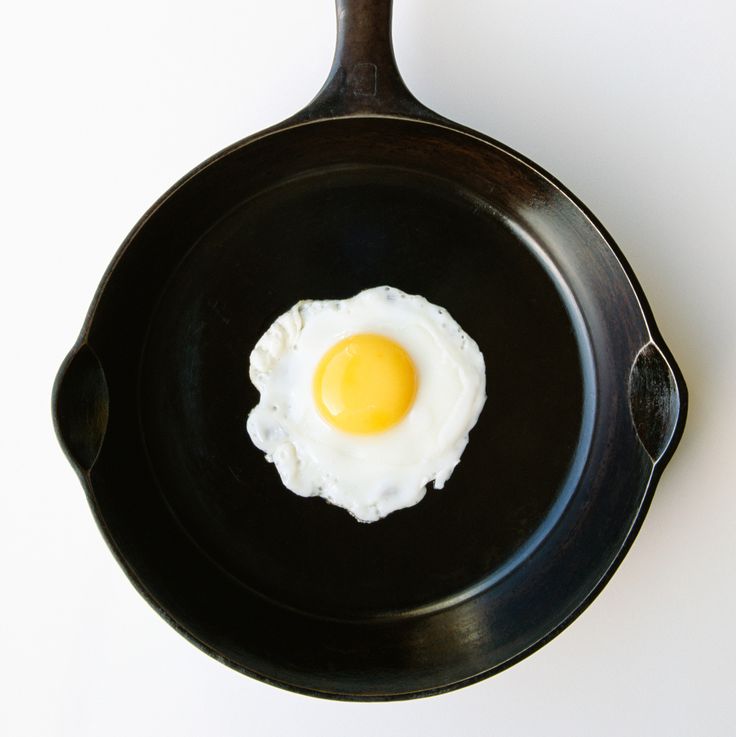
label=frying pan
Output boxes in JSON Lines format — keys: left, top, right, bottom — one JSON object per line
{"left": 53, "top": 0, "right": 687, "bottom": 700}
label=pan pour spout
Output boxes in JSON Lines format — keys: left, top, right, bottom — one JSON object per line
{"left": 53, "top": 342, "right": 109, "bottom": 473}
{"left": 628, "top": 342, "right": 685, "bottom": 462}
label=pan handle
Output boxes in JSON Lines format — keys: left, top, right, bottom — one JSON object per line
{"left": 297, "top": 0, "right": 434, "bottom": 120}
{"left": 53, "top": 341, "right": 109, "bottom": 474}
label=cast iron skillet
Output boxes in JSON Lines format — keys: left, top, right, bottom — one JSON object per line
{"left": 53, "top": 0, "right": 686, "bottom": 700}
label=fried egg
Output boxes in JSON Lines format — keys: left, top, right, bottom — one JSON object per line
{"left": 246, "top": 286, "right": 486, "bottom": 522}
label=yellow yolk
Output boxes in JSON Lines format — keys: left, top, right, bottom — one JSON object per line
{"left": 313, "top": 334, "right": 418, "bottom": 434}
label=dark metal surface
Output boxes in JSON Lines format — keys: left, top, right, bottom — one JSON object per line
{"left": 53, "top": 0, "right": 686, "bottom": 699}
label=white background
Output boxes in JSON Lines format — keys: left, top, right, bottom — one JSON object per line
{"left": 2, "top": 1, "right": 735, "bottom": 735}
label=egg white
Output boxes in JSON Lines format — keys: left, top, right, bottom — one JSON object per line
{"left": 246, "top": 286, "right": 486, "bottom": 522}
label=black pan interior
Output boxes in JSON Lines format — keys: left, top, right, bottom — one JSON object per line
{"left": 83, "top": 117, "right": 653, "bottom": 696}
{"left": 140, "top": 164, "right": 587, "bottom": 619}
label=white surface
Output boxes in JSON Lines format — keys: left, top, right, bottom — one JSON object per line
{"left": 2, "top": 1, "right": 734, "bottom": 735}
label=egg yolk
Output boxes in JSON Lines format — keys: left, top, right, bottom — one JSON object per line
{"left": 313, "top": 334, "right": 418, "bottom": 434}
